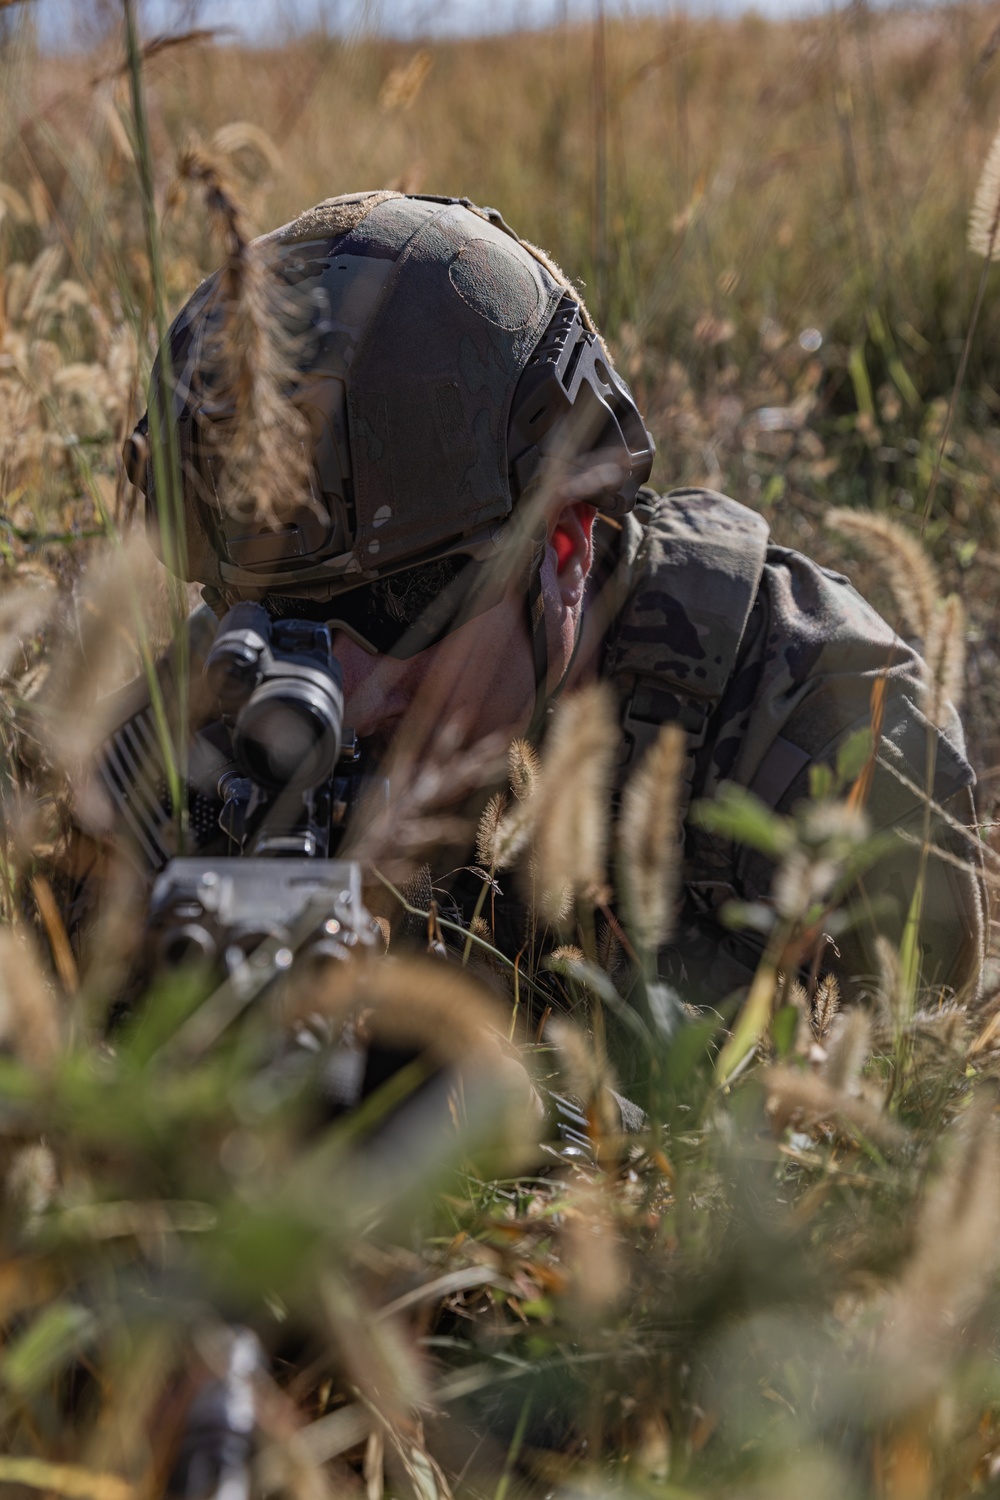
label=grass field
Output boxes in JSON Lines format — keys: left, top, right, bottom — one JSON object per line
{"left": 3, "top": 2, "right": 1000, "bottom": 1495}
{"left": 11, "top": 0, "right": 1000, "bottom": 744}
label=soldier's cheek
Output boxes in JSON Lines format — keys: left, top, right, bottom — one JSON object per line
{"left": 546, "top": 542, "right": 586, "bottom": 610}
{"left": 561, "top": 567, "right": 586, "bottom": 609}
{"left": 330, "top": 633, "right": 412, "bottom": 737}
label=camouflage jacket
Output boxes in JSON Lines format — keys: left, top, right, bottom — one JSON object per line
{"left": 74, "top": 487, "right": 985, "bottom": 1007}
{"left": 593, "top": 487, "right": 985, "bottom": 1001}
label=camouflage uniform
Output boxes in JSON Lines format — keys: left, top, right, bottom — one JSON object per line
{"left": 594, "top": 486, "right": 984, "bottom": 1000}
{"left": 109, "top": 190, "right": 983, "bottom": 1005}
{"left": 79, "top": 487, "right": 984, "bottom": 1007}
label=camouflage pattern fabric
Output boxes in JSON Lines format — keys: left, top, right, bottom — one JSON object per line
{"left": 77, "top": 486, "right": 985, "bottom": 1009}
{"left": 135, "top": 194, "right": 566, "bottom": 596}
{"left": 599, "top": 488, "right": 986, "bottom": 1001}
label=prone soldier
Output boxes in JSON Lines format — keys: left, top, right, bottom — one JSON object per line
{"left": 109, "top": 190, "right": 983, "bottom": 1006}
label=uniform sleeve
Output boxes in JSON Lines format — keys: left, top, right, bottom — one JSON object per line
{"left": 807, "top": 693, "right": 983, "bottom": 999}
{"left": 692, "top": 549, "right": 986, "bottom": 1002}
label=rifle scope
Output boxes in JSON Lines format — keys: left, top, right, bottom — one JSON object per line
{"left": 205, "top": 602, "right": 344, "bottom": 793}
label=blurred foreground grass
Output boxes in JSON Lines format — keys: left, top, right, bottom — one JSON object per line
{"left": 2, "top": 3, "right": 1000, "bottom": 1496}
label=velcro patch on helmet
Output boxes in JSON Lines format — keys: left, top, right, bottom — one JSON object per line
{"left": 448, "top": 239, "right": 542, "bottom": 331}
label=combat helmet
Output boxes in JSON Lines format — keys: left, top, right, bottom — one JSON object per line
{"left": 125, "top": 191, "right": 654, "bottom": 665}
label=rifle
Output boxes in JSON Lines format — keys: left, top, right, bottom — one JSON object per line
{"left": 98, "top": 604, "right": 599, "bottom": 1494}
{"left": 100, "top": 604, "right": 380, "bottom": 1498}
{"left": 129, "top": 602, "right": 380, "bottom": 993}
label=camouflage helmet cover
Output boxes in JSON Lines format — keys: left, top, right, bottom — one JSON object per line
{"left": 128, "top": 191, "right": 654, "bottom": 601}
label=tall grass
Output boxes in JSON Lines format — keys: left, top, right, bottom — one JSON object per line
{"left": 0, "top": 2, "right": 999, "bottom": 1496}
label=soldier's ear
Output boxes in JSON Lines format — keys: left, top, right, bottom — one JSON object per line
{"left": 549, "top": 502, "right": 595, "bottom": 581}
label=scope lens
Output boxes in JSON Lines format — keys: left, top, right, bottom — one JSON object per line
{"left": 233, "top": 678, "right": 342, "bottom": 792}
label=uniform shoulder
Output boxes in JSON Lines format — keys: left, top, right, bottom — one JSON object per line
{"left": 603, "top": 487, "right": 770, "bottom": 716}
{"left": 633, "top": 486, "right": 771, "bottom": 544}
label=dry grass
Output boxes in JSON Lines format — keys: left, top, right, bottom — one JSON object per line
{"left": 10, "top": 2, "right": 1000, "bottom": 755}
{"left": 1, "top": 4, "right": 1000, "bottom": 1497}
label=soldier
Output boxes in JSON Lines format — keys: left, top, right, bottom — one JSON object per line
{"left": 119, "top": 190, "right": 984, "bottom": 1004}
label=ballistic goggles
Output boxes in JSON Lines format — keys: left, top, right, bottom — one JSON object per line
{"left": 258, "top": 549, "right": 504, "bottom": 660}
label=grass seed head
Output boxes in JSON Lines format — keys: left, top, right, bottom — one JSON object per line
{"left": 15, "top": 245, "right": 63, "bottom": 330}
{"left": 547, "top": 1016, "right": 622, "bottom": 1141}
{"left": 0, "top": 579, "right": 55, "bottom": 682}
{"left": 475, "top": 791, "right": 508, "bottom": 868}
{"left": 281, "top": 954, "right": 504, "bottom": 1071}
{"left": 378, "top": 49, "right": 434, "bottom": 113}
{"left": 812, "top": 973, "right": 841, "bottom": 1043}
{"left": 763, "top": 1062, "right": 903, "bottom": 1150}
{"left": 0, "top": 182, "right": 33, "bottom": 230}
{"left": 534, "top": 683, "right": 617, "bottom": 925}
{"left": 476, "top": 790, "right": 533, "bottom": 871}
{"left": 508, "top": 737, "right": 540, "bottom": 801}
{"left": 969, "top": 122, "right": 1000, "bottom": 260}
{"left": 37, "top": 534, "right": 160, "bottom": 769}
{"left": 494, "top": 804, "right": 533, "bottom": 871}
{"left": 875, "top": 934, "right": 902, "bottom": 1024}
{"left": 821, "top": 1007, "right": 871, "bottom": 1094}
{"left": 617, "top": 721, "right": 686, "bottom": 954}
{"left": 924, "top": 592, "right": 967, "bottom": 728}
{"left": 595, "top": 917, "right": 625, "bottom": 980}
{"left": 825, "top": 508, "right": 940, "bottom": 642}
{"left": 176, "top": 141, "right": 310, "bottom": 529}
{"left": 773, "top": 848, "right": 833, "bottom": 922}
